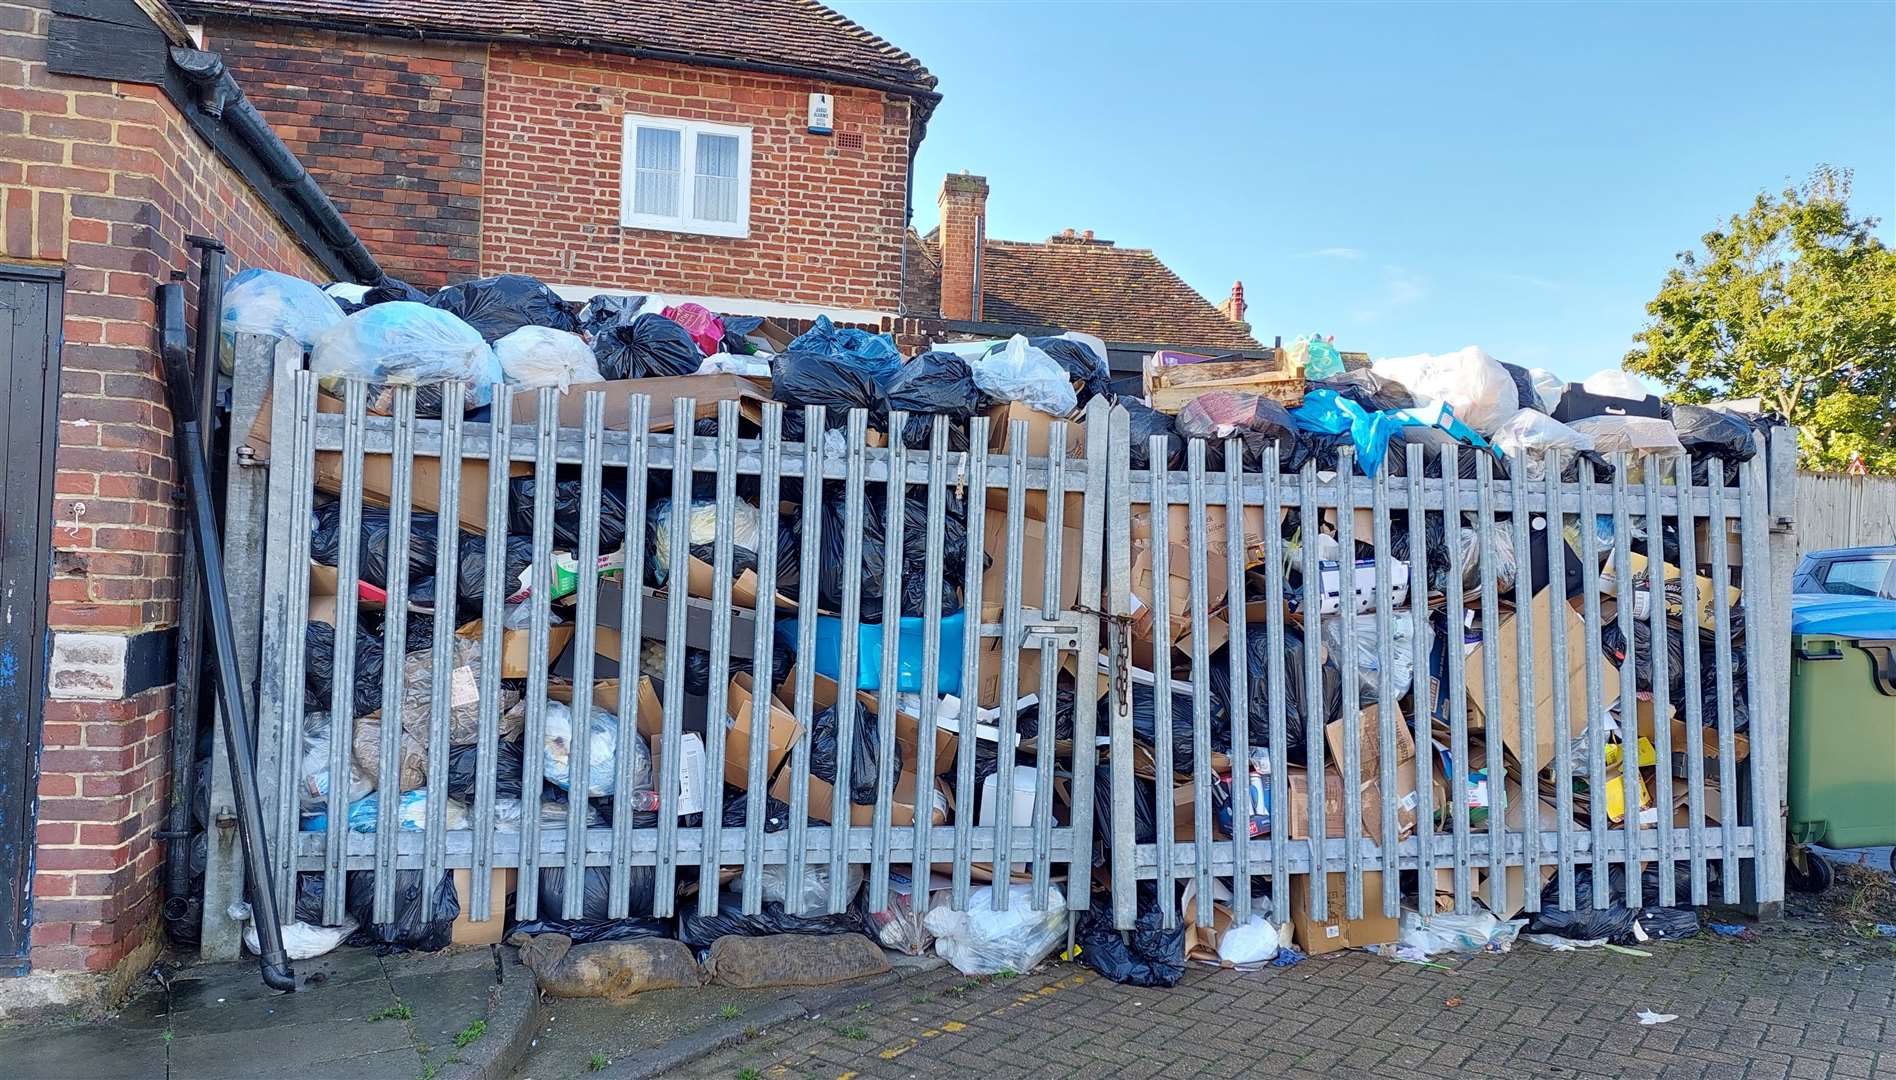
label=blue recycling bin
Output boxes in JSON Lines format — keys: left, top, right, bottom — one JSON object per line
{"left": 784, "top": 611, "right": 966, "bottom": 695}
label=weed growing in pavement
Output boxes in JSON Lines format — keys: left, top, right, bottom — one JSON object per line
{"left": 453, "top": 1020, "right": 486, "bottom": 1048}
{"left": 718, "top": 1004, "right": 741, "bottom": 1020}
{"left": 837, "top": 1024, "right": 868, "bottom": 1040}
{"left": 369, "top": 1003, "right": 414, "bottom": 1023}
{"left": 587, "top": 1051, "right": 609, "bottom": 1071}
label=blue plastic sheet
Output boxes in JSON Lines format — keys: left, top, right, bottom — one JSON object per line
{"left": 1290, "top": 391, "right": 1503, "bottom": 479}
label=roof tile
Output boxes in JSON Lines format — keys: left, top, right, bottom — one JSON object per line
{"left": 180, "top": 0, "right": 936, "bottom": 91}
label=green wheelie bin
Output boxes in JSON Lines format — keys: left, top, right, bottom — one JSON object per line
{"left": 1787, "top": 596, "right": 1896, "bottom": 890}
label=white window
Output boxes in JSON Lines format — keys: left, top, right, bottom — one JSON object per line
{"left": 620, "top": 115, "right": 752, "bottom": 238}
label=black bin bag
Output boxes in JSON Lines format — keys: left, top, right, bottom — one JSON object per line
{"left": 1672, "top": 404, "right": 1757, "bottom": 486}
{"left": 304, "top": 619, "right": 385, "bottom": 719}
{"left": 593, "top": 312, "right": 702, "bottom": 379}
{"left": 770, "top": 349, "right": 890, "bottom": 426}
{"left": 807, "top": 703, "right": 905, "bottom": 805}
{"left": 1525, "top": 865, "right": 1699, "bottom": 944}
{"left": 676, "top": 888, "right": 866, "bottom": 956}
{"left": 290, "top": 869, "right": 460, "bottom": 955}
{"left": 506, "top": 475, "right": 630, "bottom": 554}
{"left": 426, "top": 273, "right": 577, "bottom": 343}
{"left": 526, "top": 865, "right": 658, "bottom": 927}
{"left": 1029, "top": 336, "right": 1112, "bottom": 405}
{"left": 884, "top": 351, "right": 989, "bottom": 449}
{"left": 1206, "top": 623, "right": 1337, "bottom": 763}
{"left": 1122, "top": 398, "right": 1183, "bottom": 470}
{"left": 1074, "top": 884, "right": 1185, "bottom": 988}
{"left": 309, "top": 501, "right": 441, "bottom": 594}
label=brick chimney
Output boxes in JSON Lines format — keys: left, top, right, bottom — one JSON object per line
{"left": 937, "top": 172, "right": 988, "bottom": 321}
{"left": 1218, "top": 280, "right": 1248, "bottom": 327}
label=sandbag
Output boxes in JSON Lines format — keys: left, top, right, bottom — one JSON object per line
{"left": 703, "top": 933, "right": 889, "bottom": 989}
{"left": 513, "top": 932, "right": 701, "bottom": 998}
{"left": 427, "top": 274, "right": 577, "bottom": 343}
{"left": 593, "top": 312, "right": 702, "bottom": 379}
{"left": 494, "top": 326, "right": 603, "bottom": 389}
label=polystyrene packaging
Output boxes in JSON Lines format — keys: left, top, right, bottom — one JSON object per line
{"left": 310, "top": 301, "right": 503, "bottom": 406}
{"left": 925, "top": 884, "right": 1068, "bottom": 975}
{"left": 970, "top": 336, "right": 1078, "bottom": 416}
{"left": 494, "top": 326, "right": 603, "bottom": 389}
{"left": 1371, "top": 346, "right": 1519, "bottom": 435}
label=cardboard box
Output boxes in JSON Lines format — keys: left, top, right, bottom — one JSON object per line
{"left": 457, "top": 619, "right": 577, "bottom": 680}
{"left": 1634, "top": 698, "right": 1750, "bottom": 765}
{"left": 509, "top": 374, "right": 771, "bottom": 432}
{"left": 1290, "top": 871, "right": 1399, "bottom": 955}
{"left": 1444, "top": 586, "right": 1620, "bottom": 771}
{"left": 1285, "top": 767, "right": 1348, "bottom": 840}
{"left": 1288, "top": 757, "right": 1415, "bottom": 847}
{"left": 769, "top": 766, "right": 949, "bottom": 828}
{"left": 1325, "top": 703, "right": 1417, "bottom": 784}
{"left": 973, "top": 634, "right": 1047, "bottom": 710}
{"left": 718, "top": 673, "right": 803, "bottom": 791}
{"left": 979, "top": 513, "right": 1087, "bottom": 614}
{"left": 984, "top": 402, "right": 1087, "bottom": 523}
{"left": 1694, "top": 519, "right": 1744, "bottom": 570}
{"left": 448, "top": 867, "right": 517, "bottom": 945}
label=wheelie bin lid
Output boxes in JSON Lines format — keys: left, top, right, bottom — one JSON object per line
{"left": 1791, "top": 594, "right": 1896, "bottom": 638}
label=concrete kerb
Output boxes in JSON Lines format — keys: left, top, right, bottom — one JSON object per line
{"left": 598, "top": 956, "right": 942, "bottom": 1080}
{"left": 438, "top": 947, "right": 545, "bottom": 1080}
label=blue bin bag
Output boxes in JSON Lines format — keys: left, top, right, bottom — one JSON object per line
{"left": 786, "top": 315, "right": 903, "bottom": 381}
{"left": 310, "top": 301, "right": 504, "bottom": 407}
{"left": 1290, "top": 389, "right": 1407, "bottom": 477}
{"left": 794, "top": 610, "right": 966, "bottom": 695}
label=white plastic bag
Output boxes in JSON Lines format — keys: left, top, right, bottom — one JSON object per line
{"left": 1321, "top": 606, "right": 1417, "bottom": 703}
{"left": 1217, "top": 915, "right": 1281, "bottom": 965}
{"left": 540, "top": 698, "right": 648, "bottom": 799}
{"left": 735, "top": 863, "right": 865, "bottom": 917}
{"left": 310, "top": 301, "right": 503, "bottom": 406}
{"left": 1528, "top": 368, "right": 1565, "bottom": 413}
{"left": 245, "top": 915, "right": 357, "bottom": 960}
{"left": 221, "top": 268, "right": 343, "bottom": 372}
{"left": 1567, "top": 415, "right": 1684, "bottom": 457}
{"left": 925, "top": 883, "right": 1068, "bottom": 975}
{"left": 1581, "top": 368, "right": 1652, "bottom": 401}
{"left": 697, "top": 352, "right": 771, "bottom": 378}
{"left": 494, "top": 325, "right": 603, "bottom": 389}
{"left": 1492, "top": 408, "right": 1595, "bottom": 482}
{"left": 970, "top": 336, "right": 1078, "bottom": 417}
{"left": 1371, "top": 346, "right": 1518, "bottom": 435}
{"left": 1396, "top": 908, "right": 1523, "bottom": 957}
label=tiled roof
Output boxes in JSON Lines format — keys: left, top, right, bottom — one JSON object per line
{"left": 178, "top": 0, "right": 936, "bottom": 92}
{"left": 908, "top": 231, "right": 1261, "bottom": 352}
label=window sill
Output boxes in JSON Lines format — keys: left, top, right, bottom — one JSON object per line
{"left": 619, "top": 217, "right": 750, "bottom": 240}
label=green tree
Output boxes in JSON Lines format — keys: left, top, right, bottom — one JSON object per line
{"left": 1624, "top": 165, "right": 1896, "bottom": 473}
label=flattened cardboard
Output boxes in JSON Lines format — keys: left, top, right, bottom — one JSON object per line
{"left": 1449, "top": 586, "right": 1619, "bottom": 770}
{"left": 1290, "top": 871, "right": 1398, "bottom": 955}
{"left": 979, "top": 513, "right": 1087, "bottom": 613}
{"left": 983, "top": 402, "right": 1087, "bottom": 523}
{"left": 449, "top": 867, "right": 516, "bottom": 943}
{"left": 508, "top": 374, "right": 771, "bottom": 432}
{"left": 768, "top": 766, "right": 949, "bottom": 828}
{"left": 1324, "top": 703, "right": 1417, "bottom": 784}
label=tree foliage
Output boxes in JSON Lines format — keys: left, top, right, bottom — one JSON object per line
{"left": 1624, "top": 166, "right": 1896, "bottom": 473}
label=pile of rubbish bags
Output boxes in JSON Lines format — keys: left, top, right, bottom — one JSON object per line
{"left": 226, "top": 266, "right": 1768, "bottom": 988}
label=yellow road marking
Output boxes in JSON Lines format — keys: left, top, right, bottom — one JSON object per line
{"left": 878, "top": 1038, "right": 918, "bottom": 1060}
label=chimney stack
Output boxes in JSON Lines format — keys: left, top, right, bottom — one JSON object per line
{"left": 1219, "top": 280, "right": 1248, "bottom": 327}
{"left": 937, "top": 172, "right": 988, "bottom": 321}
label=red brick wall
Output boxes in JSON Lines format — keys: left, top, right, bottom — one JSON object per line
{"left": 483, "top": 47, "right": 912, "bottom": 311}
{"left": 206, "top": 23, "right": 484, "bottom": 289}
{"left": 2, "top": 0, "right": 326, "bottom": 978}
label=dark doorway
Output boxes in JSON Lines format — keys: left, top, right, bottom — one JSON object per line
{"left": 0, "top": 266, "right": 63, "bottom": 973}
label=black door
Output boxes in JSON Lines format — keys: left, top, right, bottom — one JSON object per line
{"left": 0, "top": 266, "right": 62, "bottom": 973}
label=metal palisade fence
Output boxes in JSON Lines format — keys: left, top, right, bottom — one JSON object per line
{"left": 210, "top": 333, "right": 1792, "bottom": 953}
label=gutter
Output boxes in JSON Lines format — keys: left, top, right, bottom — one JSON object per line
{"left": 169, "top": 47, "right": 383, "bottom": 283}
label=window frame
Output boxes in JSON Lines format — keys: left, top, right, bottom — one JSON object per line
{"left": 619, "top": 114, "right": 753, "bottom": 238}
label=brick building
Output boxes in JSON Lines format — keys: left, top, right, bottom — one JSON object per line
{"left": 179, "top": 0, "right": 940, "bottom": 321}
{"left": 0, "top": 0, "right": 373, "bottom": 1000}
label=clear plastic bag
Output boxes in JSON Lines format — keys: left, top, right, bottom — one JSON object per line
{"left": 970, "top": 336, "right": 1078, "bottom": 416}
{"left": 299, "top": 722, "right": 374, "bottom": 815}
{"left": 925, "top": 883, "right": 1068, "bottom": 975}
{"left": 494, "top": 326, "right": 603, "bottom": 389}
{"left": 1581, "top": 368, "right": 1651, "bottom": 400}
{"left": 1567, "top": 415, "right": 1684, "bottom": 457}
{"left": 697, "top": 352, "right": 771, "bottom": 377}
{"left": 1288, "top": 333, "right": 1344, "bottom": 380}
{"left": 540, "top": 698, "right": 650, "bottom": 799}
{"left": 1371, "top": 346, "right": 1519, "bottom": 435}
{"left": 1321, "top": 606, "right": 1417, "bottom": 704}
{"left": 310, "top": 302, "right": 503, "bottom": 407}
{"left": 1528, "top": 368, "right": 1565, "bottom": 413}
{"left": 647, "top": 496, "right": 762, "bottom": 587}
{"left": 1492, "top": 408, "right": 1595, "bottom": 482}
{"left": 221, "top": 268, "right": 343, "bottom": 372}
{"left": 1396, "top": 908, "right": 1522, "bottom": 956}
{"left": 736, "top": 862, "right": 865, "bottom": 917}
{"left": 331, "top": 790, "right": 470, "bottom": 833}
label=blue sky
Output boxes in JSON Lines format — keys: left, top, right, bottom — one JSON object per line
{"left": 833, "top": 0, "right": 1895, "bottom": 383}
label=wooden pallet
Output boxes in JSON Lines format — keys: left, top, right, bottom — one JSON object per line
{"left": 1144, "top": 349, "right": 1305, "bottom": 413}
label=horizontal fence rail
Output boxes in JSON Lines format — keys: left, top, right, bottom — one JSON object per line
{"left": 234, "top": 336, "right": 1785, "bottom": 949}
